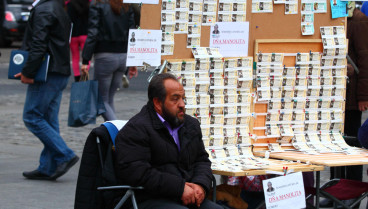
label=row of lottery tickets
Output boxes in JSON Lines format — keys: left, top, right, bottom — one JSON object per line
{"left": 166, "top": 54, "right": 256, "bottom": 150}
{"left": 256, "top": 52, "right": 346, "bottom": 106}
{"left": 256, "top": 53, "right": 346, "bottom": 139}
{"left": 252, "top": 0, "right": 322, "bottom": 14}
{"left": 160, "top": 0, "right": 339, "bottom": 55}
{"left": 299, "top": 0, "right": 328, "bottom": 35}
{"left": 253, "top": 0, "right": 325, "bottom": 14}
{"left": 255, "top": 27, "right": 350, "bottom": 155}
{"left": 257, "top": 63, "right": 346, "bottom": 135}
{"left": 207, "top": 144, "right": 301, "bottom": 172}
{"left": 251, "top": 0, "right": 328, "bottom": 36}
{"left": 161, "top": 0, "right": 247, "bottom": 54}
{"left": 267, "top": 132, "right": 363, "bottom": 156}
{"left": 207, "top": 132, "right": 362, "bottom": 172}
{"left": 290, "top": 132, "right": 363, "bottom": 155}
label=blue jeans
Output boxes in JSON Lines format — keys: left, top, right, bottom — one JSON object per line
{"left": 135, "top": 198, "right": 223, "bottom": 209}
{"left": 23, "top": 74, "right": 75, "bottom": 176}
{"left": 94, "top": 53, "right": 127, "bottom": 121}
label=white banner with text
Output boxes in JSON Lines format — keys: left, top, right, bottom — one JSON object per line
{"left": 209, "top": 22, "right": 249, "bottom": 57}
{"left": 263, "top": 172, "right": 306, "bottom": 209}
{"left": 127, "top": 29, "right": 162, "bottom": 67}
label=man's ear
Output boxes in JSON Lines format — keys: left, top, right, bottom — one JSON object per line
{"left": 153, "top": 97, "right": 163, "bottom": 114}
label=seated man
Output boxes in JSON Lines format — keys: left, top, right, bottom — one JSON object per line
{"left": 115, "top": 73, "right": 223, "bottom": 209}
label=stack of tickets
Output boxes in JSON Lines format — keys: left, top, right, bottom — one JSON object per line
{"left": 255, "top": 26, "right": 351, "bottom": 154}
{"left": 167, "top": 47, "right": 257, "bottom": 171}
{"left": 217, "top": 0, "right": 247, "bottom": 23}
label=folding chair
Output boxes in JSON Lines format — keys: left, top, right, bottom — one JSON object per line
{"left": 306, "top": 178, "right": 368, "bottom": 209}
{"left": 96, "top": 121, "right": 144, "bottom": 209}
{"left": 75, "top": 120, "right": 143, "bottom": 209}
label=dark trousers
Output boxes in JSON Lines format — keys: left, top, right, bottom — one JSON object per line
{"left": 330, "top": 110, "right": 363, "bottom": 181}
{"left": 240, "top": 190, "right": 265, "bottom": 209}
{"left": 303, "top": 172, "right": 315, "bottom": 205}
{"left": 134, "top": 198, "right": 223, "bottom": 209}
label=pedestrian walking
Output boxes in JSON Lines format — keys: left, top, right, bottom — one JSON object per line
{"left": 15, "top": 0, "right": 79, "bottom": 180}
{"left": 66, "top": 0, "right": 90, "bottom": 82}
{"left": 81, "top": 0, "right": 138, "bottom": 121}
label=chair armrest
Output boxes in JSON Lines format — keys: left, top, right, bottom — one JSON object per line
{"left": 98, "top": 186, "right": 144, "bottom": 190}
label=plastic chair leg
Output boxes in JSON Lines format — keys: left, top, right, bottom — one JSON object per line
{"left": 114, "top": 190, "right": 134, "bottom": 209}
{"left": 131, "top": 190, "right": 139, "bottom": 209}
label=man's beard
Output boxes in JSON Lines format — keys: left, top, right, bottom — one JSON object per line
{"left": 162, "top": 105, "right": 185, "bottom": 128}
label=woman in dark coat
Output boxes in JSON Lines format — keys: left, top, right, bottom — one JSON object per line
{"left": 81, "top": 0, "right": 137, "bottom": 121}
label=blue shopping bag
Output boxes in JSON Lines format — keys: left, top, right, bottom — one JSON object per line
{"left": 68, "top": 78, "right": 105, "bottom": 127}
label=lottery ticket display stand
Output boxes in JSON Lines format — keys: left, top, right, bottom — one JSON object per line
{"left": 136, "top": 0, "right": 368, "bottom": 208}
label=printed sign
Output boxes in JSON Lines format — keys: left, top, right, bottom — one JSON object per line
{"left": 263, "top": 172, "right": 306, "bottom": 209}
{"left": 209, "top": 22, "right": 249, "bottom": 57}
{"left": 123, "top": 0, "right": 159, "bottom": 4}
{"left": 330, "top": 0, "right": 348, "bottom": 18}
{"left": 127, "top": 29, "right": 162, "bottom": 67}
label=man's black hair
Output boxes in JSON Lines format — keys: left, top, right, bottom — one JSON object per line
{"left": 148, "top": 73, "right": 178, "bottom": 103}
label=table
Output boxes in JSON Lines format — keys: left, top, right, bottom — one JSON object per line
{"left": 212, "top": 161, "right": 324, "bottom": 209}
{"left": 212, "top": 161, "right": 324, "bottom": 176}
{"left": 253, "top": 149, "right": 368, "bottom": 208}
{"left": 254, "top": 150, "right": 368, "bottom": 167}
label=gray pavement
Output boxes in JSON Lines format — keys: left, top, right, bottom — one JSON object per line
{"left": 0, "top": 73, "right": 149, "bottom": 208}
{"left": 0, "top": 44, "right": 150, "bottom": 208}
{"left": 0, "top": 44, "right": 367, "bottom": 208}
{"left": 0, "top": 88, "right": 147, "bottom": 208}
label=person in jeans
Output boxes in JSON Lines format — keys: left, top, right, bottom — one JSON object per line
{"left": 66, "top": 0, "right": 90, "bottom": 82}
{"left": 15, "top": 0, "right": 79, "bottom": 180}
{"left": 81, "top": 0, "right": 137, "bottom": 121}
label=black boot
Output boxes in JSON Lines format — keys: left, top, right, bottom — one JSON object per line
{"left": 74, "top": 75, "right": 81, "bottom": 82}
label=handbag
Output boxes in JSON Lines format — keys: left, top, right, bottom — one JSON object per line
{"left": 240, "top": 175, "right": 268, "bottom": 192}
{"left": 68, "top": 74, "right": 105, "bottom": 127}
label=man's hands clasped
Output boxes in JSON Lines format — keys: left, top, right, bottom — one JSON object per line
{"left": 181, "top": 182, "right": 206, "bottom": 207}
